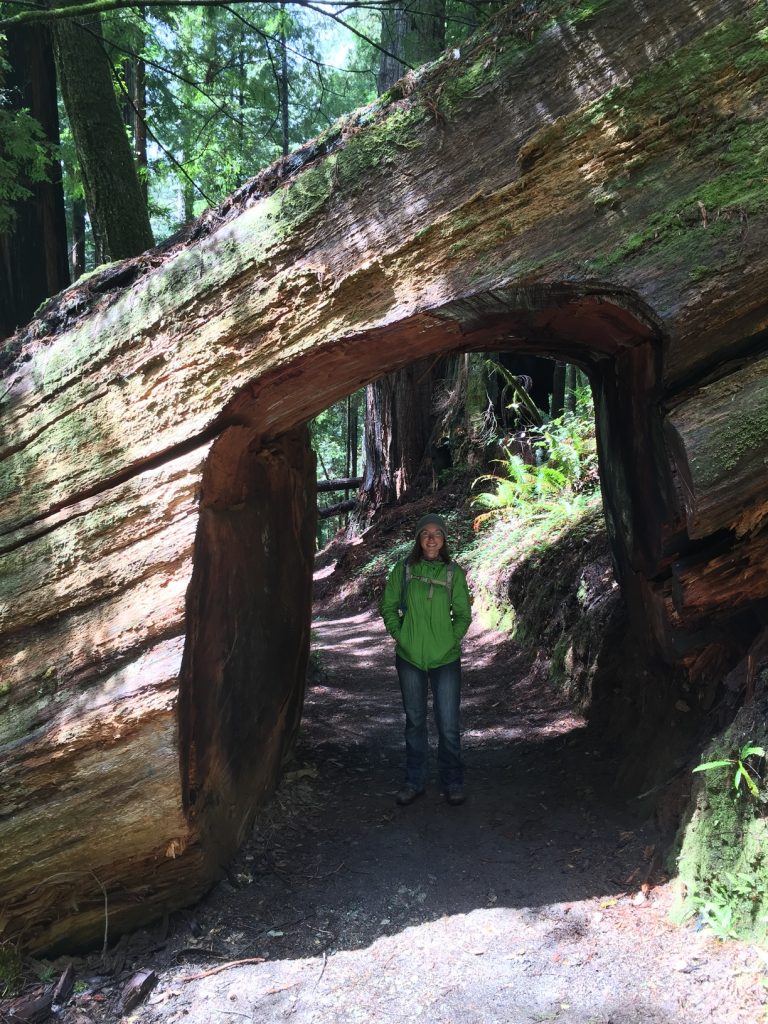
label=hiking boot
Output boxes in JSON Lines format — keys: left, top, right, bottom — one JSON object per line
{"left": 395, "top": 786, "right": 425, "bottom": 806}
{"left": 446, "top": 787, "right": 465, "bottom": 806}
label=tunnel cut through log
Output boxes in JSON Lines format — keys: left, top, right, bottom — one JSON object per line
{"left": 174, "top": 282, "right": 670, "bottom": 900}
{"left": 0, "top": 283, "right": 673, "bottom": 954}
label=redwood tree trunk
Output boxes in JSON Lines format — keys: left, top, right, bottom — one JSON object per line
{"left": 52, "top": 3, "right": 153, "bottom": 261}
{"left": 122, "top": 50, "right": 148, "bottom": 205}
{"left": 378, "top": 0, "right": 446, "bottom": 93}
{"left": 0, "top": 24, "right": 69, "bottom": 338}
{"left": 551, "top": 361, "right": 566, "bottom": 417}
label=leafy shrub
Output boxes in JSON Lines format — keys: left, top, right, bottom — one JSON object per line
{"left": 471, "top": 391, "right": 599, "bottom": 527}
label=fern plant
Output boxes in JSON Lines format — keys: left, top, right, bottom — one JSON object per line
{"left": 693, "top": 743, "right": 766, "bottom": 800}
{"left": 472, "top": 389, "right": 598, "bottom": 526}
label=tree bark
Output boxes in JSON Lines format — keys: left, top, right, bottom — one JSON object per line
{"left": 134, "top": 55, "right": 147, "bottom": 201}
{"left": 52, "top": 2, "right": 153, "bottom": 261}
{"left": 564, "top": 363, "right": 578, "bottom": 414}
{"left": 378, "top": 0, "right": 446, "bottom": 93}
{"left": 0, "top": 24, "right": 69, "bottom": 338}
{"left": 550, "top": 361, "right": 566, "bottom": 418}
{"left": 664, "top": 354, "right": 768, "bottom": 540}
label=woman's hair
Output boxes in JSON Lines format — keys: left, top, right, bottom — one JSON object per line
{"left": 407, "top": 532, "right": 452, "bottom": 565}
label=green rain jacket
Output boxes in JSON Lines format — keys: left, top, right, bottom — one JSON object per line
{"left": 380, "top": 557, "right": 472, "bottom": 671}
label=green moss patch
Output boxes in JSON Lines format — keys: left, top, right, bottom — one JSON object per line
{"left": 334, "top": 107, "right": 426, "bottom": 191}
{"left": 672, "top": 681, "right": 768, "bottom": 942}
{"left": 577, "top": 10, "right": 768, "bottom": 276}
{"left": 434, "top": 0, "right": 621, "bottom": 116}
{"left": 278, "top": 157, "right": 338, "bottom": 234}
{"left": 695, "top": 408, "right": 768, "bottom": 488}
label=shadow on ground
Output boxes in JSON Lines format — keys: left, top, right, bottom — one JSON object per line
{"left": 198, "top": 611, "right": 657, "bottom": 965}
{"left": 44, "top": 610, "right": 764, "bottom": 1024}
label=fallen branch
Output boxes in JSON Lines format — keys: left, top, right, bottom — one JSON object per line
{"left": 316, "top": 476, "right": 362, "bottom": 493}
{"left": 178, "top": 956, "right": 266, "bottom": 982}
{"left": 262, "top": 981, "right": 300, "bottom": 996}
{"left": 318, "top": 499, "right": 356, "bottom": 519}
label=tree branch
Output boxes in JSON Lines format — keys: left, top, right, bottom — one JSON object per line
{"left": 0, "top": 0, "right": 403, "bottom": 31}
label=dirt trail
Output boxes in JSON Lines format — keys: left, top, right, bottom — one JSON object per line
{"left": 53, "top": 612, "right": 766, "bottom": 1023}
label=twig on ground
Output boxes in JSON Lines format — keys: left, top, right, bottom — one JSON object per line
{"left": 307, "top": 861, "right": 346, "bottom": 880}
{"left": 262, "top": 981, "right": 300, "bottom": 996}
{"left": 313, "top": 951, "right": 329, "bottom": 992}
{"left": 179, "top": 957, "right": 266, "bottom": 981}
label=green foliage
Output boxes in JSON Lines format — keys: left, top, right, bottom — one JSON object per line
{"left": 465, "top": 380, "right": 601, "bottom": 633}
{"left": 31, "top": 961, "right": 56, "bottom": 984}
{"left": 310, "top": 390, "right": 365, "bottom": 480}
{"left": 473, "top": 451, "right": 567, "bottom": 512}
{"left": 54, "top": 4, "right": 380, "bottom": 256}
{"left": 693, "top": 744, "right": 766, "bottom": 802}
{"left": 675, "top": 719, "right": 768, "bottom": 943}
{"left": 357, "top": 538, "right": 413, "bottom": 581}
{"left": 471, "top": 389, "right": 598, "bottom": 526}
{"left": 486, "top": 360, "right": 545, "bottom": 427}
{"left": 133, "top": 4, "right": 378, "bottom": 236}
{"left": 693, "top": 873, "right": 766, "bottom": 942}
{"left": 0, "top": 44, "right": 51, "bottom": 232}
{"left": 311, "top": 389, "right": 365, "bottom": 548}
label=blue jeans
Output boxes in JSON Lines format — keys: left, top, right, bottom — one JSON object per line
{"left": 395, "top": 655, "right": 463, "bottom": 791}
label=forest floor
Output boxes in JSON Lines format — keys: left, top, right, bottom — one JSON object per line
{"left": 23, "top": 607, "right": 768, "bottom": 1024}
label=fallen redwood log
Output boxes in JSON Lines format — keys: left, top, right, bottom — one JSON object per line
{"left": 1, "top": 0, "right": 768, "bottom": 953}
{"left": 317, "top": 476, "right": 363, "bottom": 493}
{"left": 318, "top": 498, "right": 357, "bottom": 519}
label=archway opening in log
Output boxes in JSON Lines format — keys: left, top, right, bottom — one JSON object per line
{"left": 177, "top": 282, "right": 672, "bottom": 868}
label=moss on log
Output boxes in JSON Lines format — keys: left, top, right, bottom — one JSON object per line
{"left": 672, "top": 656, "right": 768, "bottom": 941}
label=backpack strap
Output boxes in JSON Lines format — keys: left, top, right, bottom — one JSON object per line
{"left": 399, "top": 559, "right": 411, "bottom": 617}
{"left": 405, "top": 561, "right": 456, "bottom": 612}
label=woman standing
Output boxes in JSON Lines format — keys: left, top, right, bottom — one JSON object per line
{"left": 380, "top": 514, "right": 472, "bottom": 806}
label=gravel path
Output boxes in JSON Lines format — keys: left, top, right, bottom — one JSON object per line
{"left": 43, "top": 611, "right": 767, "bottom": 1023}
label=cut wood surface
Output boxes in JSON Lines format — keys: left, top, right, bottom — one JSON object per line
{"left": 2, "top": 0, "right": 768, "bottom": 952}
{"left": 665, "top": 354, "right": 768, "bottom": 539}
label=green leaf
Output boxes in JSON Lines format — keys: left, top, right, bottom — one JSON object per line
{"left": 740, "top": 745, "right": 766, "bottom": 759}
{"left": 693, "top": 759, "right": 733, "bottom": 772}
{"left": 737, "top": 763, "right": 761, "bottom": 797}
{"left": 733, "top": 762, "right": 760, "bottom": 797}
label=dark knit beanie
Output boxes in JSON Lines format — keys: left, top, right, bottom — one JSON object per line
{"left": 415, "top": 513, "right": 447, "bottom": 538}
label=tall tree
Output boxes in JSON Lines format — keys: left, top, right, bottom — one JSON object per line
{"left": 357, "top": 0, "right": 446, "bottom": 517}
{"left": 378, "top": 0, "right": 445, "bottom": 93}
{"left": 52, "top": 2, "right": 153, "bottom": 261}
{"left": 119, "top": 11, "right": 148, "bottom": 204}
{"left": 142, "top": 3, "right": 367, "bottom": 230}
{"left": 0, "top": 25, "right": 68, "bottom": 338}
